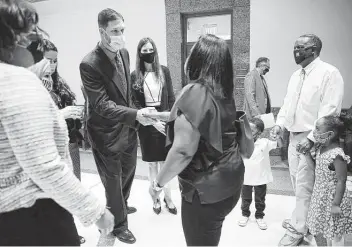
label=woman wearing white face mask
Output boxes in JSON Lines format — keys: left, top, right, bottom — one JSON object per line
{"left": 39, "top": 39, "right": 87, "bottom": 244}
{"left": 28, "top": 56, "right": 51, "bottom": 78}
{"left": 26, "top": 37, "right": 88, "bottom": 243}
{"left": 31, "top": 40, "right": 83, "bottom": 123}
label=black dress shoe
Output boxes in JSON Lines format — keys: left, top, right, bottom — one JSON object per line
{"left": 153, "top": 199, "right": 161, "bottom": 215}
{"left": 113, "top": 229, "right": 136, "bottom": 244}
{"left": 127, "top": 206, "right": 137, "bottom": 214}
{"left": 164, "top": 198, "right": 177, "bottom": 215}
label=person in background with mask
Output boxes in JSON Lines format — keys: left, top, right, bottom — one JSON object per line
{"left": 7, "top": 5, "right": 86, "bottom": 220}
{"left": 27, "top": 56, "right": 51, "bottom": 78}
{"left": 16, "top": 33, "right": 85, "bottom": 144}
{"left": 40, "top": 39, "right": 84, "bottom": 180}
{"left": 243, "top": 57, "right": 271, "bottom": 119}
{"left": 39, "top": 39, "right": 86, "bottom": 244}
{"left": 79, "top": 8, "right": 155, "bottom": 244}
{"left": 131, "top": 37, "right": 177, "bottom": 215}
{"left": 270, "top": 34, "right": 344, "bottom": 246}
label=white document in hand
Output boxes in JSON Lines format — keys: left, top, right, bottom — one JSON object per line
{"left": 258, "top": 113, "right": 275, "bottom": 129}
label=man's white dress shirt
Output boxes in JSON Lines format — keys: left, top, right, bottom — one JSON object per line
{"left": 276, "top": 57, "right": 344, "bottom": 140}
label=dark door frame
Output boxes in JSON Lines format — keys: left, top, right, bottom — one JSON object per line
{"left": 181, "top": 10, "right": 234, "bottom": 86}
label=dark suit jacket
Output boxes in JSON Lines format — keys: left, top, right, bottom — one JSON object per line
{"left": 130, "top": 66, "right": 175, "bottom": 111}
{"left": 243, "top": 69, "right": 271, "bottom": 119}
{"left": 79, "top": 44, "right": 137, "bottom": 154}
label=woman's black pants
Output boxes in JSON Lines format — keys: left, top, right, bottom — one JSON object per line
{"left": 0, "top": 199, "right": 80, "bottom": 246}
{"left": 181, "top": 190, "right": 241, "bottom": 246}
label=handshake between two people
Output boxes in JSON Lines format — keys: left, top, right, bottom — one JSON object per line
{"left": 270, "top": 125, "right": 312, "bottom": 153}
{"left": 136, "top": 107, "right": 170, "bottom": 136}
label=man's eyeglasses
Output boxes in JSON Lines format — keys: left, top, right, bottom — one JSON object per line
{"left": 294, "top": 45, "right": 316, "bottom": 51}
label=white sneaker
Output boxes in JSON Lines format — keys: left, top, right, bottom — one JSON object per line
{"left": 238, "top": 216, "right": 249, "bottom": 227}
{"left": 256, "top": 218, "right": 268, "bottom": 230}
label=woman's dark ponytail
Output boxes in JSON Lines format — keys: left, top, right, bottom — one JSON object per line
{"left": 0, "top": 0, "right": 38, "bottom": 62}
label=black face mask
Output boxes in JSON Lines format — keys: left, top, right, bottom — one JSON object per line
{"left": 293, "top": 47, "right": 314, "bottom": 65}
{"left": 140, "top": 52, "right": 155, "bottom": 64}
{"left": 263, "top": 68, "right": 269, "bottom": 75}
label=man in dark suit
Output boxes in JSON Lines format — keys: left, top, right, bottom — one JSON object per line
{"left": 243, "top": 57, "right": 271, "bottom": 119}
{"left": 79, "top": 8, "right": 152, "bottom": 244}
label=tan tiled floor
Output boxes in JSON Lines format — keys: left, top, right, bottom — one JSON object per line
{"left": 76, "top": 173, "right": 317, "bottom": 246}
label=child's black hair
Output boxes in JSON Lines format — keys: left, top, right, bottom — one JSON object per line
{"left": 322, "top": 115, "right": 352, "bottom": 172}
{"left": 249, "top": 117, "right": 265, "bottom": 133}
{"left": 321, "top": 115, "right": 345, "bottom": 139}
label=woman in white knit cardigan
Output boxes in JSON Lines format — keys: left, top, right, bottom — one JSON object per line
{"left": 0, "top": 0, "right": 114, "bottom": 245}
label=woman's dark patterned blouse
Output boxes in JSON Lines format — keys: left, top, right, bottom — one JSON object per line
{"left": 49, "top": 76, "right": 83, "bottom": 143}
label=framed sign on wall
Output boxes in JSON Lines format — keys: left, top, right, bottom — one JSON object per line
{"left": 182, "top": 12, "right": 233, "bottom": 86}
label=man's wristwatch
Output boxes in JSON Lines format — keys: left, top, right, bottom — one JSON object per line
{"left": 152, "top": 179, "right": 163, "bottom": 192}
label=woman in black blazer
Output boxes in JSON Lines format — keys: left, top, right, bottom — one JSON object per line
{"left": 131, "top": 37, "right": 177, "bottom": 215}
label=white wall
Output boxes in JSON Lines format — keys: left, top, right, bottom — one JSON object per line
{"left": 34, "top": 0, "right": 352, "bottom": 107}
{"left": 250, "top": 0, "right": 352, "bottom": 108}
{"left": 33, "top": 0, "right": 166, "bottom": 104}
